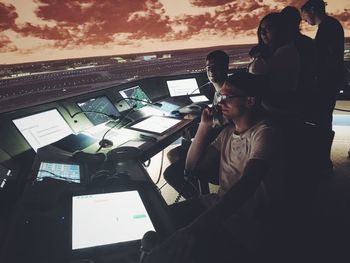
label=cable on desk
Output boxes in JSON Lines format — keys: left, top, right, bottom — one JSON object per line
{"left": 143, "top": 159, "right": 151, "bottom": 167}
{"left": 158, "top": 182, "right": 167, "bottom": 192}
{"left": 154, "top": 150, "right": 164, "bottom": 185}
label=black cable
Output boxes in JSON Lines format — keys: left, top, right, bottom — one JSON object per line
{"left": 96, "top": 108, "right": 135, "bottom": 152}
{"left": 188, "top": 81, "right": 211, "bottom": 95}
{"left": 158, "top": 182, "right": 167, "bottom": 192}
{"left": 116, "top": 97, "right": 162, "bottom": 107}
{"left": 143, "top": 159, "right": 151, "bottom": 167}
{"left": 71, "top": 110, "right": 118, "bottom": 119}
{"left": 61, "top": 103, "right": 118, "bottom": 120}
{"left": 174, "top": 175, "right": 199, "bottom": 204}
{"left": 154, "top": 150, "right": 164, "bottom": 185}
{"left": 334, "top": 107, "right": 350, "bottom": 112}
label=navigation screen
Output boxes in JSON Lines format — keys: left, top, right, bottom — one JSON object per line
{"left": 128, "top": 116, "right": 181, "bottom": 134}
{"left": 166, "top": 78, "right": 200, "bottom": 97}
{"left": 77, "top": 96, "right": 120, "bottom": 126}
{"left": 118, "top": 86, "right": 151, "bottom": 109}
{"left": 12, "top": 109, "right": 73, "bottom": 152}
{"left": 37, "top": 162, "right": 80, "bottom": 183}
{"left": 72, "top": 191, "right": 155, "bottom": 250}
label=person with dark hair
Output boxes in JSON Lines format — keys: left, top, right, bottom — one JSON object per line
{"left": 280, "top": 6, "right": 317, "bottom": 110}
{"left": 165, "top": 50, "right": 229, "bottom": 187}
{"left": 301, "top": 0, "right": 345, "bottom": 172}
{"left": 249, "top": 12, "right": 301, "bottom": 117}
{"left": 205, "top": 50, "right": 229, "bottom": 92}
{"left": 148, "top": 72, "right": 287, "bottom": 263}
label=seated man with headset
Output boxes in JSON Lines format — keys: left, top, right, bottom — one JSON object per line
{"left": 147, "top": 72, "right": 288, "bottom": 262}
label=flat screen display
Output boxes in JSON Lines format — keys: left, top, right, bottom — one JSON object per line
{"left": 77, "top": 96, "right": 120, "bottom": 126}
{"left": 128, "top": 116, "right": 181, "bottom": 134}
{"left": 118, "top": 86, "right": 151, "bottom": 109}
{"left": 37, "top": 162, "right": 80, "bottom": 183}
{"left": 72, "top": 190, "right": 155, "bottom": 250}
{"left": 166, "top": 78, "right": 200, "bottom": 97}
{"left": 189, "top": 95, "right": 209, "bottom": 103}
{"left": 12, "top": 109, "right": 73, "bottom": 152}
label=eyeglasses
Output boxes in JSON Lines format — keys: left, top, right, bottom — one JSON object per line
{"left": 216, "top": 93, "right": 245, "bottom": 104}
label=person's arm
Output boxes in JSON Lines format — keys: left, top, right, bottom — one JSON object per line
{"left": 189, "top": 158, "right": 270, "bottom": 231}
{"left": 185, "top": 107, "right": 218, "bottom": 173}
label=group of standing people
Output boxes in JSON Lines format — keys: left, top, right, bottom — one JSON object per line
{"left": 146, "top": 1, "right": 345, "bottom": 262}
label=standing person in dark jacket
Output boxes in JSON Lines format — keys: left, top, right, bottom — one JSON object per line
{"left": 301, "top": 0, "right": 345, "bottom": 172}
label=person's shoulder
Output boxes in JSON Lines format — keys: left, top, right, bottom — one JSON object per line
{"left": 251, "top": 119, "right": 278, "bottom": 136}
{"left": 298, "top": 34, "right": 314, "bottom": 45}
{"left": 322, "top": 15, "right": 344, "bottom": 31}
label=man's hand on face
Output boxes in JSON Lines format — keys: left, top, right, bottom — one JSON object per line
{"left": 200, "top": 107, "right": 215, "bottom": 128}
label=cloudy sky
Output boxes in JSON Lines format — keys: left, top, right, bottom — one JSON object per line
{"left": 1, "top": 0, "right": 349, "bottom": 64}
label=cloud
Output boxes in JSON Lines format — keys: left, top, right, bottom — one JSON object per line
{"left": 0, "top": 34, "right": 17, "bottom": 52}
{"left": 190, "top": 0, "right": 236, "bottom": 7}
{"left": 172, "top": 1, "right": 273, "bottom": 40}
{"left": 15, "top": 0, "right": 172, "bottom": 47}
{"left": 0, "top": 3, "right": 18, "bottom": 31}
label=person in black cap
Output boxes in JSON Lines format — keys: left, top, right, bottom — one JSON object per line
{"left": 148, "top": 72, "right": 287, "bottom": 262}
{"left": 301, "top": 0, "right": 345, "bottom": 172}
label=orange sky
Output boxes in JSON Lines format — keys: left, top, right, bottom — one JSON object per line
{"left": 1, "top": 0, "right": 349, "bottom": 64}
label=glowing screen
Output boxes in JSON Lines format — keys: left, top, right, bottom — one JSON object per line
{"left": 12, "top": 109, "right": 73, "bottom": 152}
{"left": 166, "top": 78, "right": 200, "bottom": 97}
{"left": 77, "top": 96, "right": 120, "bottom": 125}
{"left": 72, "top": 191, "right": 155, "bottom": 250}
{"left": 119, "top": 86, "right": 151, "bottom": 109}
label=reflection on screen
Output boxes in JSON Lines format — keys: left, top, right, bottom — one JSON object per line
{"left": 37, "top": 162, "right": 80, "bottom": 183}
{"left": 77, "top": 96, "right": 120, "bottom": 125}
{"left": 12, "top": 109, "right": 73, "bottom": 152}
{"left": 130, "top": 116, "right": 181, "bottom": 134}
{"left": 118, "top": 86, "right": 151, "bottom": 109}
{"left": 72, "top": 191, "right": 155, "bottom": 250}
{"left": 167, "top": 78, "right": 200, "bottom": 97}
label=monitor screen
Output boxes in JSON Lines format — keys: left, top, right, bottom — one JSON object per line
{"left": 77, "top": 96, "right": 120, "bottom": 126}
{"left": 189, "top": 95, "right": 209, "bottom": 103}
{"left": 37, "top": 162, "right": 80, "bottom": 183}
{"left": 72, "top": 190, "right": 155, "bottom": 250}
{"left": 166, "top": 78, "right": 200, "bottom": 97}
{"left": 128, "top": 116, "right": 181, "bottom": 134}
{"left": 12, "top": 109, "right": 73, "bottom": 152}
{"left": 118, "top": 86, "right": 151, "bottom": 109}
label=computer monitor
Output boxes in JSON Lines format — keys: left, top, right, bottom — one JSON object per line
{"left": 36, "top": 162, "right": 80, "bottom": 183}
{"left": 166, "top": 78, "right": 200, "bottom": 97}
{"left": 118, "top": 86, "right": 151, "bottom": 109}
{"left": 77, "top": 96, "right": 120, "bottom": 126}
{"left": 12, "top": 109, "right": 73, "bottom": 152}
{"left": 72, "top": 190, "right": 155, "bottom": 250}
{"left": 127, "top": 116, "right": 181, "bottom": 135}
